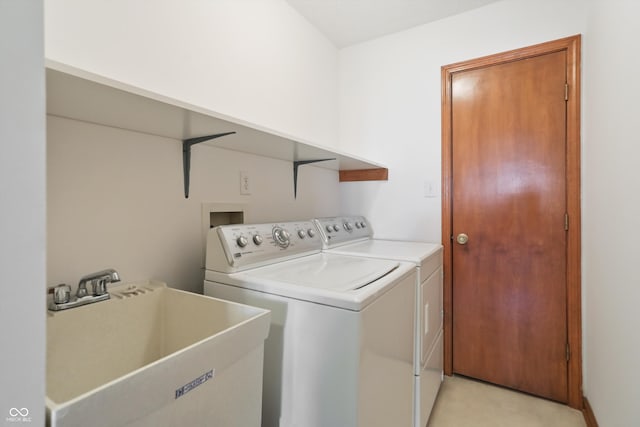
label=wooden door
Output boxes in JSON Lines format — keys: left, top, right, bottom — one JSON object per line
{"left": 449, "top": 51, "right": 569, "bottom": 402}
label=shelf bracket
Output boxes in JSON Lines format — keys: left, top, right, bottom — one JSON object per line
{"left": 183, "top": 132, "right": 236, "bottom": 198}
{"left": 293, "top": 158, "right": 335, "bottom": 199}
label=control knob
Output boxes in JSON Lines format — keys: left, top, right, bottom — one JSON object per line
{"left": 253, "top": 234, "right": 263, "bottom": 245}
{"left": 326, "top": 225, "right": 333, "bottom": 233}
{"left": 298, "top": 230, "right": 306, "bottom": 239}
{"left": 344, "top": 222, "right": 353, "bottom": 231}
{"left": 332, "top": 224, "right": 339, "bottom": 232}
{"left": 236, "top": 236, "right": 248, "bottom": 248}
{"left": 272, "top": 227, "right": 291, "bottom": 248}
{"left": 307, "top": 229, "right": 316, "bottom": 238}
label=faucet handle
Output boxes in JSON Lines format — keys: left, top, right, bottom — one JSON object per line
{"left": 53, "top": 284, "right": 71, "bottom": 304}
{"left": 78, "top": 268, "right": 121, "bottom": 297}
{"left": 92, "top": 279, "right": 109, "bottom": 296}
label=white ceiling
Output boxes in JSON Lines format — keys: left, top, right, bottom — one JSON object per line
{"left": 285, "top": 0, "right": 503, "bottom": 48}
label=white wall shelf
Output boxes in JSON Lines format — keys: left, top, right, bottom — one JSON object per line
{"left": 46, "top": 61, "right": 387, "bottom": 198}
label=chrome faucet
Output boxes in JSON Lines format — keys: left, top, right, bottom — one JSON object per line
{"left": 48, "top": 268, "right": 121, "bottom": 311}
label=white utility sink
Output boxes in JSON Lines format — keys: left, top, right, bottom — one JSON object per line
{"left": 46, "top": 281, "right": 270, "bottom": 427}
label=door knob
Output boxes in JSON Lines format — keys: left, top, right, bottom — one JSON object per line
{"left": 456, "top": 233, "right": 469, "bottom": 245}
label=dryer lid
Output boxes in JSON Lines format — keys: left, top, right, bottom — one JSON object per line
{"left": 327, "top": 239, "right": 442, "bottom": 264}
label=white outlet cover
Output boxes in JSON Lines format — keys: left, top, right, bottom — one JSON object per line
{"left": 240, "top": 171, "right": 251, "bottom": 195}
{"left": 424, "top": 303, "right": 429, "bottom": 336}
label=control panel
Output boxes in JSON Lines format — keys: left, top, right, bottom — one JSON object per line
{"left": 206, "top": 221, "right": 321, "bottom": 272}
{"left": 313, "top": 216, "right": 372, "bottom": 248}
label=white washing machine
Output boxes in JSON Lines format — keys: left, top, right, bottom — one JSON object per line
{"left": 204, "top": 220, "right": 417, "bottom": 427}
{"left": 313, "top": 216, "right": 443, "bottom": 427}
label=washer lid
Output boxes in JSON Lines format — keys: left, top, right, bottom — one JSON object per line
{"left": 250, "top": 253, "right": 399, "bottom": 291}
{"left": 206, "top": 253, "right": 416, "bottom": 310}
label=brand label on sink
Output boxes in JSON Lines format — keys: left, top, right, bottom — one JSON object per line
{"left": 175, "top": 369, "right": 215, "bottom": 399}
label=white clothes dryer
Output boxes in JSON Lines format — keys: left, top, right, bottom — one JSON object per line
{"left": 204, "top": 220, "right": 416, "bottom": 427}
{"left": 313, "top": 216, "right": 443, "bottom": 427}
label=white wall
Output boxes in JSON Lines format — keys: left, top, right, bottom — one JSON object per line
{"left": 337, "top": 0, "right": 587, "bottom": 242}
{"left": 45, "top": 0, "right": 340, "bottom": 148}
{"left": 583, "top": 0, "right": 640, "bottom": 425}
{"left": 47, "top": 116, "right": 340, "bottom": 294}
{"left": 0, "top": 0, "right": 46, "bottom": 425}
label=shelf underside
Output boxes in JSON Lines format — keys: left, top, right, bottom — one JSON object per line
{"left": 46, "top": 64, "right": 388, "bottom": 181}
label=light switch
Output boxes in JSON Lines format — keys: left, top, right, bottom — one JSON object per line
{"left": 424, "top": 181, "right": 438, "bottom": 198}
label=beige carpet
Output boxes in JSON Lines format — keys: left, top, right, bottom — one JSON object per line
{"left": 427, "top": 376, "right": 586, "bottom": 427}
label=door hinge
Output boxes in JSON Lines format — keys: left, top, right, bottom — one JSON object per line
{"left": 565, "top": 83, "right": 569, "bottom": 101}
{"left": 566, "top": 343, "right": 570, "bottom": 361}
{"left": 564, "top": 213, "right": 569, "bottom": 231}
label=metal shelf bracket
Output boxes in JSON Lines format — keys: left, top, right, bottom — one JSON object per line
{"left": 183, "top": 132, "right": 236, "bottom": 198}
{"left": 293, "top": 158, "right": 335, "bottom": 199}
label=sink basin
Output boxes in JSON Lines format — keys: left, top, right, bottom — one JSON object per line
{"left": 46, "top": 281, "right": 270, "bottom": 427}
